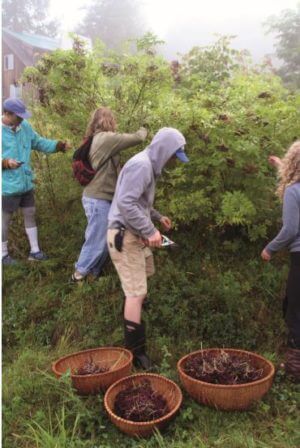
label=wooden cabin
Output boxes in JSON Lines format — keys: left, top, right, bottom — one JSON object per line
{"left": 2, "top": 28, "right": 61, "bottom": 101}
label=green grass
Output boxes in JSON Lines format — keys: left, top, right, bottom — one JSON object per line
{"left": 3, "top": 343, "right": 300, "bottom": 447}
{"left": 3, "top": 210, "right": 300, "bottom": 448}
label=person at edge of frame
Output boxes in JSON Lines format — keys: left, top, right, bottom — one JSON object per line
{"left": 262, "top": 142, "right": 300, "bottom": 382}
{"left": 2, "top": 98, "right": 70, "bottom": 265}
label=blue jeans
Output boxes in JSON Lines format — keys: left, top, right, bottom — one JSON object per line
{"left": 75, "top": 196, "right": 111, "bottom": 277}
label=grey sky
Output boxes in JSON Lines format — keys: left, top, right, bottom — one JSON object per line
{"left": 49, "top": 0, "right": 299, "bottom": 61}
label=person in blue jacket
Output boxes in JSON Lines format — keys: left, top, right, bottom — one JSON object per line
{"left": 2, "top": 98, "right": 69, "bottom": 265}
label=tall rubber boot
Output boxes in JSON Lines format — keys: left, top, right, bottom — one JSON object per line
{"left": 124, "top": 319, "right": 152, "bottom": 370}
{"left": 285, "top": 348, "right": 300, "bottom": 382}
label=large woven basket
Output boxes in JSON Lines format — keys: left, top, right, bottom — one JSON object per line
{"left": 52, "top": 347, "right": 133, "bottom": 395}
{"left": 104, "top": 373, "right": 183, "bottom": 437}
{"left": 177, "top": 348, "right": 275, "bottom": 411}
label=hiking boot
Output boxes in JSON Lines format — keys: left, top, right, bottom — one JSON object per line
{"left": 28, "top": 250, "right": 48, "bottom": 261}
{"left": 2, "top": 254, "right": 17, "bottom": 265}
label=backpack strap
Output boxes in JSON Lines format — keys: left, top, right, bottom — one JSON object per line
{"left": 88, "top": 135, "right": 118, "bottom": 173}
{"left": 94, "top": 153, "right": 119, "bottom": 173}
{"left": 76, "top": 135, "right": 119, "bottom": 173}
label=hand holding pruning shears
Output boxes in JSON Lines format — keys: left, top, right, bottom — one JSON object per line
{"left": 145, "top": 230, "right": 163, "bottom": 248}
{"left": 142, "top": 215, "right": 176, "bottom": 248}
{"left": 143, "top": 231, "right": 177, "bottom": 248}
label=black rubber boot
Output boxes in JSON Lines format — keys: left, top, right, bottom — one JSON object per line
{"left": 142, "top": 296, "right": 151, "bottom": 312}
{"left": 285, "top": 348, "right": 300, "bottom": 382}
{"left": 124, "top": 319, "right": 152, "bottom": 370}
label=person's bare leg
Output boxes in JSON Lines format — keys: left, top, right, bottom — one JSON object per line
{"left": 124, "top": 295, "right": 145, "bottom": 324}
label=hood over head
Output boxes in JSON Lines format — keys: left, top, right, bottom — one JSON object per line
{"left": 145, "top": 127, "right": 186, "bottom": 176}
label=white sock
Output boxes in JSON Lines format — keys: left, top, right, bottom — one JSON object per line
{"left": 25, "top": 227, "right": 40, "bottom": 253}
{"left": 2, "top": 241, "right": 8, "bottom": 258}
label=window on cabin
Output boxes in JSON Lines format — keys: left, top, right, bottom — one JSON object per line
{"left": 9, "top": 84, "right": 22, "bottom": 98}
{"left": 4, "top": 54, "right": 14, "bottom": 70}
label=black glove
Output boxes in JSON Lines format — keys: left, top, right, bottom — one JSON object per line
{"left": 56, "top": 141, "right": 67, "bottom": 152}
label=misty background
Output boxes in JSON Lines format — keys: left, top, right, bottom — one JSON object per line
{"left": 46, "top": 0, "right": 299, "bottom": 61}
{"left": 2, "top": 0, "right": 300, "bottom": 89}
{"left": 2, "top": 0, "right": 299, "bottom": 60}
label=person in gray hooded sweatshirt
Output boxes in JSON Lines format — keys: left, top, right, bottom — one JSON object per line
{"left": 107, "top": 127, "right": 188, "bottom": 369}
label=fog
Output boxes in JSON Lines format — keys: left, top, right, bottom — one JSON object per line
{"left": 49, "top": 0, "right": 299, "bottom": 61}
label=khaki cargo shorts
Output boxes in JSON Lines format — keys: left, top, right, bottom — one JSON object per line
{"left": 107, "top": 228, "right": 155, "bottom": 297}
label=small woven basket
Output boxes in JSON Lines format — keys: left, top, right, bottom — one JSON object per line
{"left": 104, "top": 373, "right": 183, "bottom": 437}
{"left": 52, "top": 347, "right": 133, "bottom": 395}
{"left": 177, "top": 348, "right": 275, "bottom": 411}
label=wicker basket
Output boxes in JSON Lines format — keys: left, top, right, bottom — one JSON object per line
{"left": 52, "top": 347, "right": 133, "bottom": 395}
{"left": 104, "top": 373, "right": 183, "bottom": 437}
{"left": 177, "top": 348, "right": 275, "bottom": 411}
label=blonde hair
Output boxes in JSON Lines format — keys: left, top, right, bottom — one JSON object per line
{"left": 85, "top": 107, "right": 116, "bottom": 138}
{"left": 277, "top": 140, "right": 300, "bottom": 199}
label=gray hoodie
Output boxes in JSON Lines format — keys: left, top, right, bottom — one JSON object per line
{"left": 266, "top": 182, "right": 300, "bottom": 254}
{"left": 108, "top": 127, "right": 186, "bottom": 238}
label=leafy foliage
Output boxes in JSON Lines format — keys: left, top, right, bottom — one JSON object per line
{"left": 4, "top": 35, "right": 300, "bottom": 447}
{"left": 22, "top": 36, "right": 300, "bottom": 242}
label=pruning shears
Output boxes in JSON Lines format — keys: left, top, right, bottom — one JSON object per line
{"left": 161, "top": 234, "right": 178, "bottom": 248}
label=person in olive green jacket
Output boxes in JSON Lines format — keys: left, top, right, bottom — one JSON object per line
{"left": 72, "top": 107, "right": 147, "bottom": 281}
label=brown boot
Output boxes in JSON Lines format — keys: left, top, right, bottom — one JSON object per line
{"left": 285, "top": 348, "right": 300, "bottom": 382}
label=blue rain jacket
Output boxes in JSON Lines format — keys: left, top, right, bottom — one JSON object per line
{"left": 2, "top": 120, "right": 57, "bottom": 196}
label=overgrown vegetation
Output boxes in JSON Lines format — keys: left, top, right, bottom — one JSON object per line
{"left": 3, "top": 35, "right": 300, "bottom": 447}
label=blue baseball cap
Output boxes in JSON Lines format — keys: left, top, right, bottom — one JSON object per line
{"left": 3, "top": 98, "right": 32, "bottom": 119}
{"left": 175, "top": 147, "right": 189, "bottom": 163}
